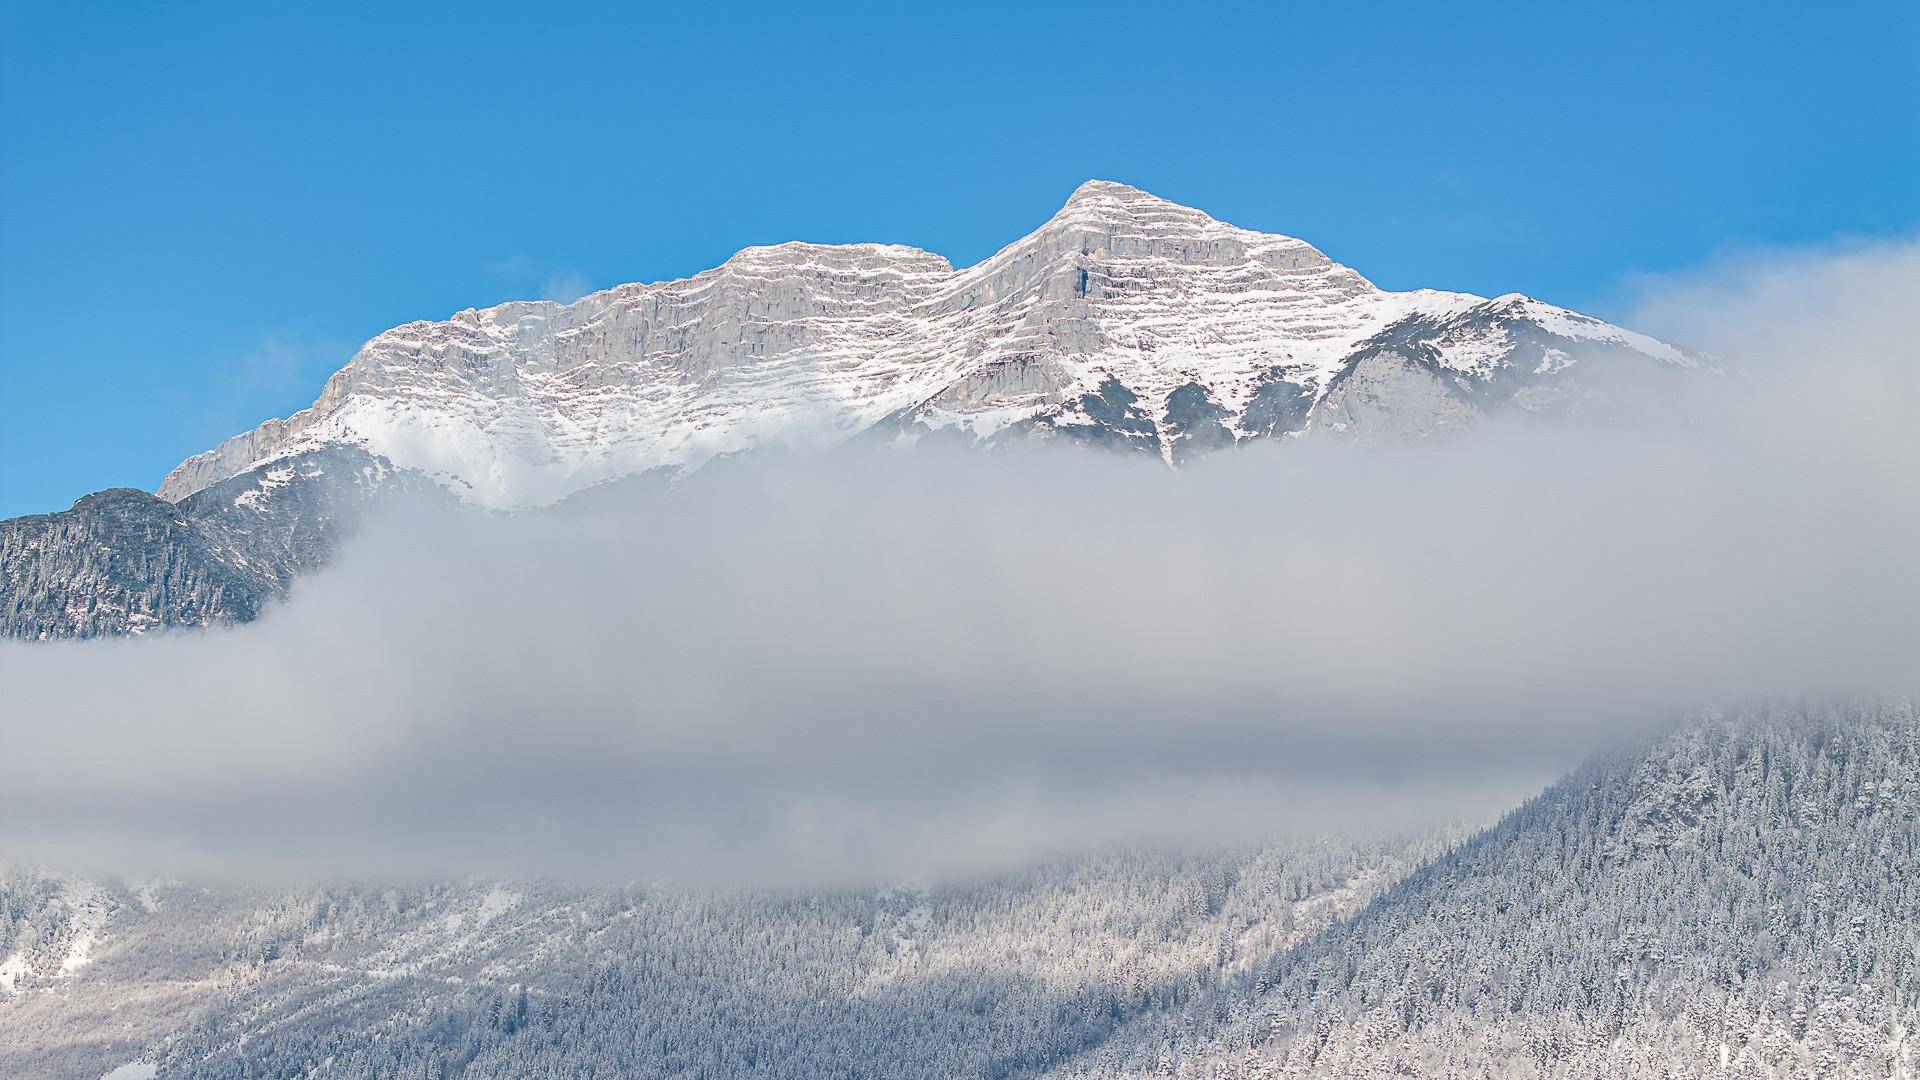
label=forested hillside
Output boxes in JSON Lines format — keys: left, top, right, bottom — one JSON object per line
{"left": 4, "top": 701, "right": 1910, "bottom": 1078}
{"left": 1067, "top": 700, "right": 1919, "bottom": 1077}
{"left": 2, "top": 834, "right": 1457, "bottom": 1079}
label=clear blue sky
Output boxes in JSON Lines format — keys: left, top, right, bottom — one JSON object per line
{"left": 2, "top": 1, "right": 1915, "bottom": 517}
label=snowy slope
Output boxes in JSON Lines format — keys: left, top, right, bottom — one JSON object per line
{"left": 157, "top": 182, "right": 1713, "bottom": 508}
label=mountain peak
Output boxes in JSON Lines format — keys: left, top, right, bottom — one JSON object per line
{"left": 1062, "top": 178, "right": 1164, "bottom": 204}
{"left": 1047, "top": 179, "right": 1220, "bottom": 230}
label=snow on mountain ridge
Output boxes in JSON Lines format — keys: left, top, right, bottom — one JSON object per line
{"left": 157, "top": 180, "right": 1703, "bottom": 507}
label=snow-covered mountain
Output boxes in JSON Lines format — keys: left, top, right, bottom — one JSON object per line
{"left": 157, "top": 181, "right": 1713, "bottom": 508}
{"left": 2, "top": 181, "right": 1719, "bottom": 641}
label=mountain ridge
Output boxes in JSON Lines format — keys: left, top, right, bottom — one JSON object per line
{"left": 154, "top": 180, "right": 1713, "bottom": 509}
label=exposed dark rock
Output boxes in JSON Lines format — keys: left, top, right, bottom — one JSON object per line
{"left": 1161, "top": 382, "right": 1235, "bottom": 464}
{"left": 1034, "top": 375, "right": 1161, "bottom": 454}
{"left": 1238, "top": 370, "right": 1316, "bottom": 440}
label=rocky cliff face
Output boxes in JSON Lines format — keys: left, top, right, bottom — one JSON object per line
{"left": 1, "top": 446, "right": 440, "bottom": 639}
{"left": 156, "top": 181, "right": 1715, "bottom": 509}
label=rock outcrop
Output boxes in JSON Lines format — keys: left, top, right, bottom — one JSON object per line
{"left": 2, "top": 446, "right": 439, "bottom": 639}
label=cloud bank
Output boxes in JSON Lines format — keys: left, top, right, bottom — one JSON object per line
{"left": 3, "top": 240, "right": 1916, "bottom": 886}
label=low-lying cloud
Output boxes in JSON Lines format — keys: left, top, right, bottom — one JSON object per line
{"left": 3, "top": 240, "right": 1915, "bottom": 887}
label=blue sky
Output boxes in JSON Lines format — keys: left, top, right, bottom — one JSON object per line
{"left": 2, "top": 1, "right": 1915, "bottom": 517}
